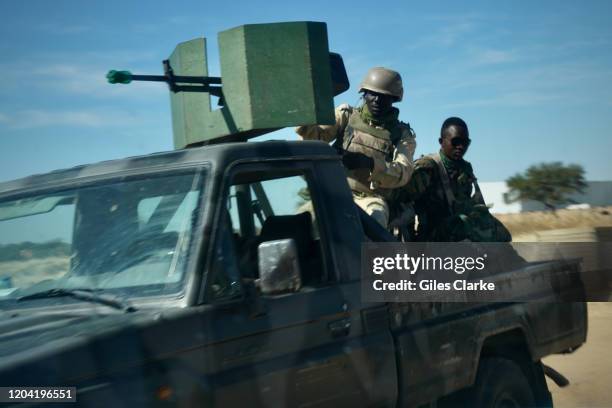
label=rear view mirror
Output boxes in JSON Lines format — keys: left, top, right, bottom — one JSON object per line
{"left": 257, "top": 239, "right": 302, "bottom": 295}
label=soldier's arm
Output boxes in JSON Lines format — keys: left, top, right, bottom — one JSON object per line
{"left": 295, "top": 104, "right": 351, "bottom": 143}
{"left": 370, "top": 127, "right": 416, "bottom": 189}
{"left": 397, "top": 157, "right": 435, "bottom": 203}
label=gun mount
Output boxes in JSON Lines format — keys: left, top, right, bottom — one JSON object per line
{"left": 107, "top": 21, "right": 349, "bottom": 149}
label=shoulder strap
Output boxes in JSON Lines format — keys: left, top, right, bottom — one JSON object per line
{"left": 472, "top": 178, "right": 487, "bottom": 206}
{"left": 431, "top": 153, "right": 456, "bottom": 212}
{"left": 331, "top": 104, "right": 353, "bottom": 152}
{"left": 341, "top": 110, "right": 361, "bottom": 151}
{"left": 388, "top": 121, "right": 413, "bottom": 147}
{"left": 462, "top": 161, "right": 486, "bottom": 206}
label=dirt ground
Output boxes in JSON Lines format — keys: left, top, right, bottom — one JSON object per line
{"left": 0, "top": 256, "right": 69, "bottom": 287}
{"left": 544, "top": 302, "right": 612, "bottom": 408}
{"left": 496, "top": 206, "right": 612, "bottom": 237}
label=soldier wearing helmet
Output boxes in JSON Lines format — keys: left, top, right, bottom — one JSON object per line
{"left": 296, "top": 67, "right": 416, "bottom": 227}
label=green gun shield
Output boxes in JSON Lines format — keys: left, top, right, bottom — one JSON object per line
{"left": 169, "top": 21, "right": 336, "bottom": 148}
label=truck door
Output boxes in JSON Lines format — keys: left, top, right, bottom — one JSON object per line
{"left": 200, "top": 162, "right": 370, "bottom": 407}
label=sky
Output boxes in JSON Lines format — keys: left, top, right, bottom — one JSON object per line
{"left": 0, "top": 0, "right": 611, "bottom": 183}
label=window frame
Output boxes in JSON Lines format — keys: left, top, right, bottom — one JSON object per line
{"left": 0, "top": 167, "right": 210, "bottom": 304}
{"left": 203, "top": 160, "right": 336, "bottom": 304}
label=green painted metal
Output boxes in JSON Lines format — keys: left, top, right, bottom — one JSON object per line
{"left": 168, "top": 38, "right": 230, "bottom": 149}
{"left": 169, "top": 22, "right": 335, "bottom": 149}
{"left": 106, "top": 70, "right": 132, "bottom": 84}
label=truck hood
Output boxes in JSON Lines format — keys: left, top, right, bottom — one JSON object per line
{"left": 0, "top": 310, "right": 145, "bottom": 359}
{"left": 0, "top": 307, "right": 180, "bottom": 385}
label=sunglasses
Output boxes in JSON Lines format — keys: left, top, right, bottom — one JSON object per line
{"left": 450, "top": 137, "right": 471, "bottom": 147}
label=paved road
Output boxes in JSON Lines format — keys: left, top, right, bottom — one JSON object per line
{"left": 544, "top": 303, "right": 612, "bottom": 408}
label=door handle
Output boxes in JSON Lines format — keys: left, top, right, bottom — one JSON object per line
{"left": 328, "top": 318, "right": 351, "bottom": 338}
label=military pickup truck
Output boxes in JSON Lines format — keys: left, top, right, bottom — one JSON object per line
{"left": 0, "top": 140, "right": 587, "bottom": 407}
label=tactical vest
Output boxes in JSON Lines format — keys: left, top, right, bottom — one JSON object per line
{"left": 342, "top": 110, "right": 403, "bottom": 197}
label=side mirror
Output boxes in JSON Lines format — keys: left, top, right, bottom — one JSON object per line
{"left": 257, "top": 239, "right": 302, "bottom": 295}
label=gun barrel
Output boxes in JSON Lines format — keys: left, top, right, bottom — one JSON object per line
{"left": 130, "top": 74, "right": 222, "bottom": 85}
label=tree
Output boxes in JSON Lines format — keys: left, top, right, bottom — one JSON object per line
{"left": 504, "top": 162, "right": 587, "bottom": 212}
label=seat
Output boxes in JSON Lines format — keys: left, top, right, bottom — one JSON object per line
{"left": 258, "top": 212, "right": 320, "bottom": 284}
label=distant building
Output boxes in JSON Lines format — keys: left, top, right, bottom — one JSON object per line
{"left": 478, "top": 182, "right": 522, "bottom": 214}
{"left": 479, "top": 181, "right": 612, "bottom": 214}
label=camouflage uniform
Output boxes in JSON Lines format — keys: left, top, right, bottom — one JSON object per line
{"left": 392, "top": 151, "right": 511, "bottom": 242}
{"left": 297, "top": 104, "right": 416, "bottom": 226}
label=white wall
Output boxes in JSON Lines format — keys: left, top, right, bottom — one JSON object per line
{"left": 479, "top": 181, "right": 612, "bottom": 214}
{"left": 479, "top": 182, "right": 522, "bottom": 214}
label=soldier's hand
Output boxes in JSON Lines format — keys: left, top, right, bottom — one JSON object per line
{"left": 342, "top": 152, "right": 374, "bottom": 171}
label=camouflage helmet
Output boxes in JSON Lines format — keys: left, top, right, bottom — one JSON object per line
{"left": 359, "top": 67, "right": 403, "bottom": 102}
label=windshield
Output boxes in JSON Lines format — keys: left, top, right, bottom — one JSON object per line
{"left": 0, "top": 170, "right": 205, "bottom": 305}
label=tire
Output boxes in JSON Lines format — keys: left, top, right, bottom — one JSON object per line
{"left": 469, "top": 357, "right": 536, "bottom": 408}
{"left": 441, "top": 357, "right": 537, "bottom": 408}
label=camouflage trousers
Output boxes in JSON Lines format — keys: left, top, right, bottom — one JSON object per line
{"left": 353, "top": 191, "right": 389, "bottom": 227}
